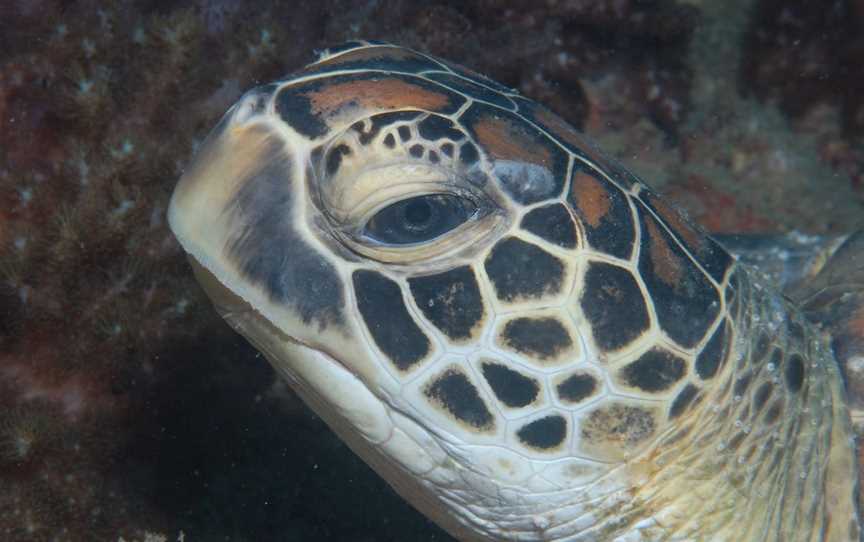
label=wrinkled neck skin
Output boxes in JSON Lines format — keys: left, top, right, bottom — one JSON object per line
{"left": 440, "top": 265, "right": 861, "bottom": 542}
{"left": 381, "top": 263, "right": 861, "bottom": 542}
{"left": 574, "top": 265, "right": 861, "bottom": 542}
{"left": 437, "top": 264, "right": 861, "bottom": 542}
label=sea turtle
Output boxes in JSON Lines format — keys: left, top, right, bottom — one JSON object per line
{"left": 167, "top": 41, "right": 864, "bottom": 541}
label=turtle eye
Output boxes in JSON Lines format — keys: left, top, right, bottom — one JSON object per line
{"left": 363, "top": 194, "right": 478, "bottom": 245}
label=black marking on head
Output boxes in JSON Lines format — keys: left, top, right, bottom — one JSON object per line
{"left": 274, "top": 87, "right": 329, "bottom": 138}
{"left": 441, "top": 142, "right": 454, "bottom": 157}
{"left": 785, "top": 353, "right": 805, "bottom": 393}
{"left": 567, "top": 166, "right": 635, "bottom": 259}
{"left": 418, "top": 114, "right": 465, "bottom": 142}
{"left": 696, "top": 323, "right": 728, "bottom": 380}
{"left": 556, "top": 373, "right": 598, "bottom": 404}
{"left": 424, "top": 368, "right": 495, "bottom": 430}
{"left": 383, "top": 133, "right": 396, "bottom": 148}
{"left": 484, "top": 237, "right": 565, "bottom": 302}
{"left": 581, "top": 262, "right": 650, "bottom": 352}
{"left": 352, "top": 270, "right": 430, "bottom": 371}
{"left": 326, "top": 144, "right": 351, "bottom": 176}
{"left": 481, "top": 362, "right": 540, "bottom": 408}
{"left": 425, "top": 72, "right": 517, "bottom": 110}
{"left": 409, "top": 144, "right": 424, "bottom": 158}
{"left": 620, "top": 348, "right": 687, "bottom": 393}
{"left": 226, "top": 136, "right": 344, "bottom": 328}
{"left": 428, "top": 150, "right": 440, "bottom": 163}
{"left": 520, "top": 203, "right": 577, "bottom": 249}
{"left": 408, "top": 266, "right": 484, "bottom": 341}
{"left": 517, "top": 415, "right": 567, "bottom": 450}
{"left": 500, "top": 317, "right": 572, "bottom": 361}
{"left": 398, "top": 126, "right": 411, "bottom": 142}
{"left": 459, "top": 141, "right": 479, "bottom": 166}
{"left": 754, "top": 382, "right": 773, "bottom": 411}
{"left": 638, "top": 208, "right": 721, "bottom": 349}
{"left": 669, "top": 384, "right": 699, "bottom": 419}
{"left": 695, "top": 237, "right": 734, "bottom": 283}
{"left": 355, "top": 110, "right": 423, "bottom": 145}
{"left": 350, "top": 120, "right": 371, "bottom": 143}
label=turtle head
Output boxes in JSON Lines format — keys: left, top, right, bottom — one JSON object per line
{"left": 169, "top": 42, "right": 858, "bottom": 541}
{"left": 168, "top": 42, "right": 729, "bottom": 540}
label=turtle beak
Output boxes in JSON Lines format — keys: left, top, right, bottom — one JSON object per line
{"left": 168, "top": 89, "right": 387, "bottom": 401}
{"left": 168, "top": 104, "right": 292, "bottom": 314}
{"left": 168, "top": 99, "right": 289, "bottom": 266}
{"left": 168, "top": 91, "right": 348, "bottom": 349}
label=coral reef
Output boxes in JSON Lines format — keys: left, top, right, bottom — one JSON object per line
{"left": 0, "top": 0, "right": 861, "bottom": 541}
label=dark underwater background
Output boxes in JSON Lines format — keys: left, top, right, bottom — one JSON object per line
{"left": 0, "top": 0, "right": 862, "bottom": 540}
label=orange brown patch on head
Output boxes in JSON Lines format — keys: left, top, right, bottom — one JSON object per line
{"left": 570, "top": 170, "right": 611, "bottom": 228}
{"left": 644, "top": 216, "right": 684, "bottom": 286}
{"left": 646, "top": 194, "right": 703, "bottom": 254}
{"left": 306, "top": 78, "right": 454, "bottom": 118}
{"left": 531, "top": 104, "right": 601, "bottom": 159}
{"left": 471, "top": 115, "right": 552, "bottom": 166}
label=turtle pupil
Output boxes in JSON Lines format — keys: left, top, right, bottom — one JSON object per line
{"left": 404, "top": 199, "right": 433, "bottom": 228}
{"left": 363, "top": 194, "right": 478, "bottom": 245}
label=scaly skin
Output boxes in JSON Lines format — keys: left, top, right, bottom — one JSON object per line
{"left": 168, "top": 42, "right": 861, "bottom": 541}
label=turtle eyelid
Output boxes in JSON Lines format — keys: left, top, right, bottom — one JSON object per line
{"left": 361, "top": 193, "right": 478, "bottom": 246}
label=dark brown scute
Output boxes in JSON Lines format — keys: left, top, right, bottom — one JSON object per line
{"left": 500, "top": 317, "right": 572, "bottom": 361}
{"left": 517, "top": 415, "right": 567, "bottom": 450}
{"left": 557, "top": 373, "right": 598, "bottom": 404}
{"left": 408, "top": 266, "right": 484, "bottom": 341}
{"left": 620, "top": 348, "right": 687, "bottom": 393}
{"left": 481, "top": 362, "right": 540, "bottom": 408}
{"left": 568, "top": 166, "right": 635, "bottom": 259}
{"left": 484, "top": 237, "right": 565, "bottom": 302}
{"left": 520, "top": 203, "right": 578, "bottom": 249}
{"left": 424, "top": 368, "right": 495, "bottom": 430}
{"left": 353, "top": 270, "right": 430, "bottom": 371}
{"left": 637, "top": 206, "right": 720, "bottom": 349}
{"left": 581, "top": 262, "right": 650, "bottom": 352}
